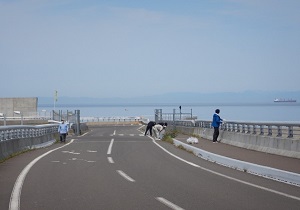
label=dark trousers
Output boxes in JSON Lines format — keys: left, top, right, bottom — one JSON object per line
{"left": 213, "top": 127, "right": 219, "bottom": 142}
{"left": 60, "top": 133, "right": 67, "bottom": 142}
{"left": 145, "top": 125, "right": 153, "bottom": 136}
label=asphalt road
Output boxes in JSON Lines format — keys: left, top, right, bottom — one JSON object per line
{"left": 1, "top": 125, "right": 300, "bottom": 210}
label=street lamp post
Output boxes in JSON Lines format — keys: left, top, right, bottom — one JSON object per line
{"left": 14, "top": 111, "right": 23, "bottom": 125}
{"left": 0, "top": 113, "right": 6, "bottom": 126}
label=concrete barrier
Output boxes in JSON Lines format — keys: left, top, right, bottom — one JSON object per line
{"left": 173, "top": 139, "right": 300, "bottom": 186}
{"left": 0, "top": 133, "right": 58, "bottom": 161}
{"left": 170, "top": 126, "right": 300, "bottom": 159}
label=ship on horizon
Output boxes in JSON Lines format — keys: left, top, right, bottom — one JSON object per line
{"left": 274, "top": 98, "right": 297, "bottom": 102}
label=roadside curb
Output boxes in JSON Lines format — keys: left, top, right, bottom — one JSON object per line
{"left": 173, "top": 139, "right": 300, "bottom": 187}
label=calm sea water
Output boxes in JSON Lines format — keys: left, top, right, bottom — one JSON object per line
{"left": 38, "top": 103, "right": 300, "bottom": 122}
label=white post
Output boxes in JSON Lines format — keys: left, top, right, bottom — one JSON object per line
{"left": 54, "top": 90, "right": 58, "bottom": 110}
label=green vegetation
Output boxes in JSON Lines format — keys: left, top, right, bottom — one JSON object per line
{"left": 162, "top": 129, "right": 179, "bottom": 144}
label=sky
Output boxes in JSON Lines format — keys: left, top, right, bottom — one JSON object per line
{"left": 1, "top": 0, "right": 300, "bottom": 99}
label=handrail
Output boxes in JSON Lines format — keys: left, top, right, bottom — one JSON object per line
{"left": 164, "top": 120, "right": 300, "bottom": 139}
{"left": 0, "top": 124, "right": 59, "bottom": 141}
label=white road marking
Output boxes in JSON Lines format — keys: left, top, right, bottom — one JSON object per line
{"left": 62, "top": 151, "right": 80, "bottom": 155}
{"left": 80, "top": 132, "right": 89, "bottom": 137}
{"left": 151, "top": 137, "right": 300, "bottom": 201}
{"left": 51, "top": 161, "right": 60, "bottom": 163}
{"left": 107, "top": 138, "right": 114, "bottom": 155}
{"left": 107, "top": 157, "right": 114, "bottom": 163}
{"left": 156, "top": 197, "right": 185, "bottom": 210}
{"left": 129, "top": 134, "right": 134, "bottom": 136}
{"left": 9, "top": 139, "right": 75, "bottom": 210}
{"left": 119, "top": 134, "right": 124, "bottom": 136}
{"left": 87, "top": 150, "right": 97, "bottom": 153}
{"left": 113, "top": 130, "right": 116, "bottom": 136}
{"left": 117, "top": 170, "right": 135, "bottom": 182}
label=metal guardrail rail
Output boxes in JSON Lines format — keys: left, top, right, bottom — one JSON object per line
{"left": 80, "top": 116, "right": 146, "bottom": 123}
{"left": 164, "top": 120, "right": 300, "bottom": 139}
{"left": 0, "top": 124, "right": 59, "bottom": 141}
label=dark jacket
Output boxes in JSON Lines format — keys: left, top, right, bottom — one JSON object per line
{"left": 211, "top": 114, "right": 222, "bottom": 128}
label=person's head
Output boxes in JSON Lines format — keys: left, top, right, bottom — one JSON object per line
{"left": 61, "top": 119, "right": 65, "bottom": 123}
{"left": 215, "top": 109, "right": 220, "bottom": 114}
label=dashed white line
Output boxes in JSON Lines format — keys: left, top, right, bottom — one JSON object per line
{"left": 107, "top": 157, "right": 114, "bottom": 163}
{"left": 117, "top": 170, "right": 135, "bottom": 182}
{"left": 156, "top": 197, "right": 185, "bottom": 210}
{"left": 87, "top": 150, "right": 97, "bottom": 153}
{"left": 107, "top": 138, "right": 114, "bottom": 155}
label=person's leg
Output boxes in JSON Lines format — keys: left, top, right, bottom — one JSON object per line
{"left": 63, "top": 133, "right": 66, "bottom": 142}
{"left": 216, "top": 127, "right": 220, "bottom": 141}
{"left": 149, "top": 126, "right": 153, "bottom": 136}
{"left": 152, "top": 127, "right": 158, "bottom": 138}
{"left": 213, "top": 127, "right": 218, "bottom": 142}
{"left": 145, "top": 126, "right": 149, "bottom": 135}
{"left": 60, "top": 134, "right": 62, "bottom": 142}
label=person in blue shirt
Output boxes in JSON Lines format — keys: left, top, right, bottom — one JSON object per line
{"left": 58, "top": 119, "right": 69, "bottom": 142}
{"left": 211, "top": 109, "right": 223, "bottom": 143}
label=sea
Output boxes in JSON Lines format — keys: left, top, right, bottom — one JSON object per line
{"left": 38, "top": 103, "right": 300, "bottom": 122}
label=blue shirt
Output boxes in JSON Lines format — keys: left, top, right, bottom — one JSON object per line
{"left": 211, "top": 113, "right": 222, "bottom": 128}
{"left": 58, "top": 123, "right": 69, "bottom": 134}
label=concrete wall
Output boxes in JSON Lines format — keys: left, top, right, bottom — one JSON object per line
{"left": 171, "top": 126, "right": 300, "bottom": 159}
{"left": 0, "top": 133, "right": 58, "bottom": 161}
{"left": 0, "top": 97, "right": 38, "bottom": 117}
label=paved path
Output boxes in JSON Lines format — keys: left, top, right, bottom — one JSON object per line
{"left": 1, "top": 125, "right": 300, "bottom": 210}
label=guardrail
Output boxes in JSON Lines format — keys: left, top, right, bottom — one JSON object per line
{"left": 0, "top": 124, "right": 58, "bottom": 141}
{"left": 0, "top": 124, "right": 59, "bottom": 161}
{"left": 165, "top": 120, "right": 300, "bottom": 139}
{"left": 80, "top": 116, "right": 146, "bottom": 123}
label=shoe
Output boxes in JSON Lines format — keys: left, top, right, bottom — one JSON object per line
{"left": 213, "top": 141, "right": 217, "bottom": 143}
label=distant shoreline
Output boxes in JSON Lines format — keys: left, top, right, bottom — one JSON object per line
{"left": 38, "top": 102, "right": 300, "bottom": 107}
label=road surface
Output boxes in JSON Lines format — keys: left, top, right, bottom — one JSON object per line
{"left": 1, "top": 125, "right": 300, "bottom": 210}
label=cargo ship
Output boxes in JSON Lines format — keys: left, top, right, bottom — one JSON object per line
{"left": 274, "top": 98, "right": 297, "bottom": 102}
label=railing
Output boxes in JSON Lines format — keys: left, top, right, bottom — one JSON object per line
{"left": 80, "top": 116, "right": 146, "bottom": 123}
{"left": 165, "top": 120, "right": 300, "bottom": 139}
{"left": 0, "top": 124, "right": 59, "bottom": 141}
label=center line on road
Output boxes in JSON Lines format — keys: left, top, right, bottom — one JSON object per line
{"left": 107, "top": 157, "right": 114, "bottom": 163}
{"left": 107, "top": 138, "right": 114, "bottom": 155}
{"left": 156, "top": 197, "right": 185, "bottom": 210}
{"left": 117, "top": 170, "right": 135, "bottom": 182}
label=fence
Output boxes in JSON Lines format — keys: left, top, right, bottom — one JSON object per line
{"left": 0, "top": 124, "right": 58, "bottom": 141}
{"left": 155, "top": 108, "right": 196, "bottom": 122}
{"left": 0, "top": 124, "right": 59, "bottom": 160}
{"left": 80, "top": 116, "right": 146, "bottom": 123}
{"left": 165, "top": 120, "right": 300, "bottom": 139}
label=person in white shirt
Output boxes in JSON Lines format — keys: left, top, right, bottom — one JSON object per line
{"left": 152, "top": 124, "right": 166, "bottom": 140}
{"left": 58, "top": 119, "right": 69, "bottom": 142}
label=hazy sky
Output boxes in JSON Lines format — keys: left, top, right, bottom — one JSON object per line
{"left": 1, "top": 0, "right": 299, "bottom": 98}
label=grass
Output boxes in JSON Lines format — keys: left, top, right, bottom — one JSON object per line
{"left": 161, "top": 129, "right": 179, "bottom": 144}
{"left": 161, "top": 129, "right": 195, "bottom": 154}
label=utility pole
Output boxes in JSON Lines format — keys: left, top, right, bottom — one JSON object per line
{"left": 54, "top": 90, "right": 58, "bottom": 110}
